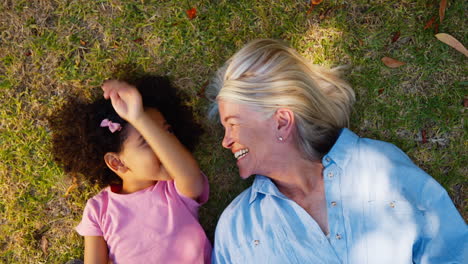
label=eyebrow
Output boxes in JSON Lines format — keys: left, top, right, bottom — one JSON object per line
{"left": 223, "top": 115, "right": 239, "bottom": 122}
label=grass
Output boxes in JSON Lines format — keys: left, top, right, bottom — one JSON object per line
{"left": 1, "top": 0, "right": 466, "bottom": 262}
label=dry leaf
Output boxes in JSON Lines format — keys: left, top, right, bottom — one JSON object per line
{"left": 435, "top": 33, "right": 468, "bottom": 57}
{"left": 186, "top": 8, "right": 196, "bottom": 19}
{"left": 391, "top": 31, "right": 401, "bottom": 43}
{"left": 307, "top": 0, "right": 322, "bottom": 14}
{"left": 421, "top": 130, "right": 427, "bottom": 144}
{"left": 381, "top": 57, "right": 406, "bottom": 68}
{"left": 424, "top": 16, "right": 436, "bottom": 29}
{"left": 133, "top": 37, "right": 144, "bottom": 44}
{"left": 64, "top": 176, "right": 78, "bottom": 197}
{"left": 64, "top": 183, "right": 78, "bottom": 197}
{"left": 79, "top": 39, "right": 86, "bottom": 46}
{"left": 41, "top": 236, "right": 48, "bottom": 255}
{"left": 439, "top": 0, "right": 447, "bottom": 23}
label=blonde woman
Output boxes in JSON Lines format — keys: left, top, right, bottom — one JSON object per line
{"left": 208, "top": 39, "right": 467, "bottom": 264}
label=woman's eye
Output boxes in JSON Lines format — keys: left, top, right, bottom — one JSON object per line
{"left": 167, "top": 126, "right": 174, "bottom": 134}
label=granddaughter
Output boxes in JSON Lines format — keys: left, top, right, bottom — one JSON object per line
{"left": 50, "top": 77, "right": 211, "bottom": 263}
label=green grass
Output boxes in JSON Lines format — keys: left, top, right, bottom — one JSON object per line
{"left": 1, "top": 0, "right": 466, "bottom": 262}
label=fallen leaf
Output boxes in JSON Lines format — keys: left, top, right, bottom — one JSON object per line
{"left": 378, "top": 88, "right": 384, "bottom": 95}
{"left": 307, "top": 0, "right": 322, "bottom": 14}
{"left": 24, "top": 51, "right": 32, "bottom": 56}
{"left": 41, "top": 236, "right": 48, "bottom": 255}
{"left": 391, "top": 31, "right": 401, "bottom": 43}
{"left": 439, "top": 0, "right": 447, "bottom": 23}
{"left": 435, "top": 33, "right": 468, "bottom": 57}
{"left": 79, "top": 39, "right": 86, "bottom": 46}
{"left": 424, "top": 16, "right": 436, "bottom": 29}
{"left": 421, "top": 130, "right": 427, "bottom": 144}
{"left": 186, "top": 8, "right": 196, "bottom": 19}
{"left": 65, "top": 183, "right": 78, "bottom": 197}
{"left": 133, "top": 37, "right": 144, "bottom": 44}
{"left": 64, "top": 176, "right": 78, "bottom": 197}
{"left": 381, "top": 56, "right": 406, "bottom": 68}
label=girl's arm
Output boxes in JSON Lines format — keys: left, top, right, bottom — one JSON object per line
{"left": 102, "top": 80, "right": 204, "bottom": 200}
{"left": 84, "top": 236, "right": 108, "bottom": 264}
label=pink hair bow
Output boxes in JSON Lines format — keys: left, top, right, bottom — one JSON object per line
{"left": 100, "top": 119, "right": 122, "bottom": 133}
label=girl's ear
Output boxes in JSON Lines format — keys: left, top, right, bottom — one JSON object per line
{"left": 104, "top": 152, "right": 128, "bottom": 174}
{"left": 274, "top": 108, "right": 295, "bottom": 141}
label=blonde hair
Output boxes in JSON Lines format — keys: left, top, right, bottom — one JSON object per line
{"left": 208, "top": 39, "right": 355, "bottom": 160}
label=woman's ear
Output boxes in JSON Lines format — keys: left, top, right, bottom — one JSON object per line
{"left": 104, "top": 152, "right": 128, "bottom": 174}
{"left": 274, "top": 108, "right": 295, "bottom": 141}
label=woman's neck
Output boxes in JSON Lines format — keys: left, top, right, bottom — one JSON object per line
{"left": 271, "top": 158, "right": 324, "bottom": 200}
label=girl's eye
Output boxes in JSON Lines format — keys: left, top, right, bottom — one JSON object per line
{"left": 167, "top": 126, "right": 174, "bottom": 134}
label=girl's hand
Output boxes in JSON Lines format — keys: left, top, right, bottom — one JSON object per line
{"left": 102, "top": 80, "right": 143, "bottom": 123}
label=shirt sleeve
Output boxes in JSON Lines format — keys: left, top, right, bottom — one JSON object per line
{"left": 75, "top": 198, "right": 103, "bottom": 236}
{"left": 174, "top": 172, "right": 210, "bottom": 216}
{"left": 212, "top": 216, "right": 234, "bottom": 264}
{"left": 412, "top": 178, "right": 468, "bottom": 264}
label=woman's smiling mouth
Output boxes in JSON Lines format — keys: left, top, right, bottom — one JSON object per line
{"left": 234, "top": 148, "right": 249, "bottom": 160}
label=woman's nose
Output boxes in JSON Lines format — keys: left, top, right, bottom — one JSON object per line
{"left": 222, "top": 130, "right": 233, "bottom": 149}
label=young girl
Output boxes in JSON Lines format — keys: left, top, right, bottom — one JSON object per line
{"left": 50, "top": 77, "right": 211, "bottom": 263}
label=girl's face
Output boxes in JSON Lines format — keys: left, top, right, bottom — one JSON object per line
{"left": 119, "top": 108, "right": 172, "bottom": 183}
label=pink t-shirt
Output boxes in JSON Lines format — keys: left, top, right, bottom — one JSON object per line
{"left": 76, "top": 174, "right": 211, "bottom": 264}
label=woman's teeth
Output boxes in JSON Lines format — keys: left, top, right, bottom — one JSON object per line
{"left": 234, "top": 149, "right": 249, "bottom": 160}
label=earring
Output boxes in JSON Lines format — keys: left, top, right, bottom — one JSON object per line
{"left": 278, "top": 136, "right": 284, "bottom": 141}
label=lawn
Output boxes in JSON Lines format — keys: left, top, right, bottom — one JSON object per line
{"left": 0, "top": 0, "right": 466, "bottom": 262}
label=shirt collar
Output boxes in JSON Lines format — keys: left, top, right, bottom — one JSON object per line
{"left": 249, "top": 175, "right": 288, "bottom": 204}
{"left": 321, "top": 128, "right": 359, "bottom": 168}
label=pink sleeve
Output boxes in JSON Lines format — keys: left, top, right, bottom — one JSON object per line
{"left": 174, "top": 172, "right": 209, "bottom": 214}
{"left": 75, "top": 198, "right": 103, "bottom": 236}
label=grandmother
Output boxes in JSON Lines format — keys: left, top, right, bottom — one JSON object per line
{"left": 209, "top": 39, "right": 467, "bottom": 264}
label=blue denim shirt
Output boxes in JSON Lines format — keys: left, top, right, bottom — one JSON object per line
{"left": 212, "top": 129, "right": 467, "bottom": 264}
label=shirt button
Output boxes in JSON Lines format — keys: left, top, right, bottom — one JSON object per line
{"left": 331, "top": 201, "right": 337, "bottom": 206}
{"left": 389, "top": 201, "right": 395, "bottom": 208}
{"left": 325, "top": 157, "right": 331, "bottom": 162}
{"left": 328, "top": 172, "right": 334, "bottom": 178}
{"left": 336, "top": 234, "right": 342, "bottom": 240}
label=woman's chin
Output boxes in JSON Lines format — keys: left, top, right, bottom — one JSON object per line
{"left": 238, "top": 167, "right": 253, "bottom": 179}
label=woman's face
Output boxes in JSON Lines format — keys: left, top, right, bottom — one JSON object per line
{"left": 218, "top": 99, "right": 276, "bottom": 179}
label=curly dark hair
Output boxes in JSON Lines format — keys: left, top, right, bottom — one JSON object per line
{"left": 48, "top": 76, "right": 202, "bottom": 187}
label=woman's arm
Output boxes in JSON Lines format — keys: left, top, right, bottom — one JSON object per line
{"left": 102, "top": 80, "right": 204, "bottom": 200}
{"left": 84, "top": 236, "right": 108, "bottom": 264}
